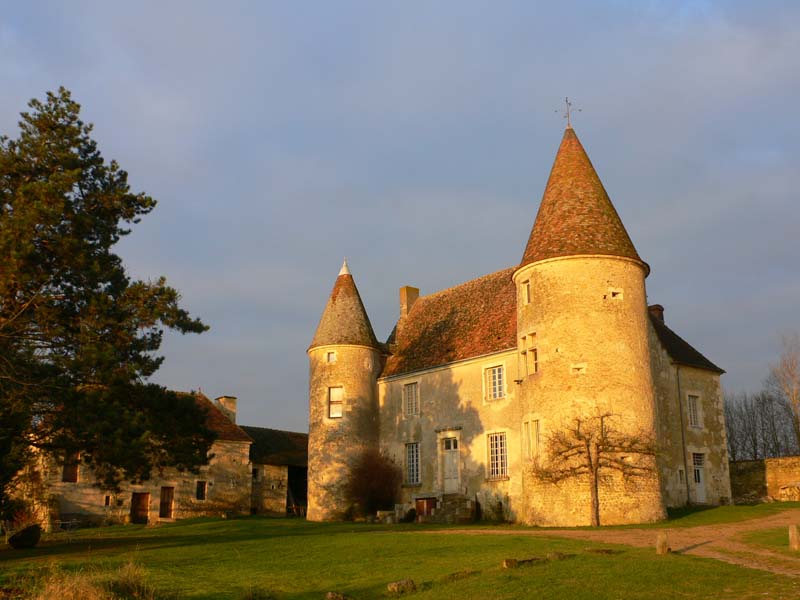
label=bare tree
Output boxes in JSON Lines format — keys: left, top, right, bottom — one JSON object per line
{"left": 770, "top": 332, "right": 800, "bottom": 449}
{"left": 724, "top": 389, "right": 798, "bottom": 461}
{"left": 532, "top": 413, "right": 656, "bottom": 526}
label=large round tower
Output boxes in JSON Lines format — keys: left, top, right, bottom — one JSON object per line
{"left": 514, "top": 126, "right": 665, "bottom": 526}
{"left": 306, "top": 260, "right": 382, "bottom": 521}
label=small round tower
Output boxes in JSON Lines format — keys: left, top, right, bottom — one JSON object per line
{"left": 514, "top": 126, "right": 665, "bottom": 526}
{"left": 306, "top": 259, "right": 382, "bottom": 521}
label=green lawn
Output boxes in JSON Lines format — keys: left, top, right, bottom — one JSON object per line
{"left": 742, "top": 526, "right": 800, "bottom": 557}
{"left": 2, "top": 515, "right": 799, "bottom": 599}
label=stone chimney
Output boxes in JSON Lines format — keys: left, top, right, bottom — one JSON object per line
{"left": 215, "top": 396, "right": 238, "bottom": 423}
{"left": 400, "top": 286, "right": 419, "bottom": 319}
{"left": 648, "top": 304, "right": 665, "bottom": 323}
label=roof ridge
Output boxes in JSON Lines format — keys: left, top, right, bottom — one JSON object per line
{"left": 241, "top": 424, "right": 308, "bottom": 436}
{"left": 413, "top": 266, "right": 515, "bottom": 305}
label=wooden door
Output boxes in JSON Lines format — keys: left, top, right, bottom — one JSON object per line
{"left": 442, "top": 438, "right": 459, "bottom": 493}
{"left": 159, "top": 486, "right": 175, "bottom": 519}
{"left": 415, "top": 497, "right": 436, "bottom": 517}
{"left": 130, "top": 492, "right": 150, "bottom": 524}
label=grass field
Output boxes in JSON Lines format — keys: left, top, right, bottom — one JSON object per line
{"left": 2, "top": 506, "right": 800, "bottom": 599}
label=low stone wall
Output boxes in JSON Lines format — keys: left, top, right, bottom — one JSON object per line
{"left": 730, "top": 457, "right": 800, "bottom": 501}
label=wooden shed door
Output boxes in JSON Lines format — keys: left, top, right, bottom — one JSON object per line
{"left": 159, "top": 486, "right": 174, "bottom": 518}
{"left": 130, "top": 492, "right": 150, "bottom": 524}
{"left": 415, "top": 497, "right": 436, "bottom": 517}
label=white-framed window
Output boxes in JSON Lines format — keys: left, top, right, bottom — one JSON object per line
{"left": 487, "top": 432, "right": 508, "bottom": 479}
{"left": 687, "top": 394, "right": 702, "bottom": 428}
{"left": 522, "top": 280, "right": 531, "bottom": 305}
{"left": 405, "top": 442, "right": 420, "bottom": 485}
{"left": 326, "top": 351, "right": 336, "bottom": 363}
{"left": 328, "top": 386, "right": 343, "bottom": 418}
{"left": 485, "top": 365, "right": 505, "bottom": 400}
{"left": 404, "top": 382, "right": 419, "bottom": 416}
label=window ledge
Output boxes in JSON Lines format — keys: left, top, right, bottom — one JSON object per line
{"left": 402, "top": 483, "right": 422, "bottom": 488}
{"left": 485, "top": 476, "right": 510, "bottom": 483}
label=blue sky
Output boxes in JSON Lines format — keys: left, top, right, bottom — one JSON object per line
{"left": 2, "top": 1, "right": 798, "bottom": 431}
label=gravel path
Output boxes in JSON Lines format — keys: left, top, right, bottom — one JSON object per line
{"left": 427, "top": 509, "right": 800, "bottom": 577}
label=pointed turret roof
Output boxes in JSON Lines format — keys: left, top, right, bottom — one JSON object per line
{"left": 520, "top": 127, "right": 644, "bottom": 269}
{"left": 309, "top": 259, "right": 379, "bottom": 350}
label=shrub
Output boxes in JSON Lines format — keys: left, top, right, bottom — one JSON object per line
{"left": 32, "top": 573, "right": 108, "bottom": 600}
{"left": 344, "top": 449, "right": 402, "bottom": 517}
{"left": 8, "top": 524, "right": 41, "bottom": 549}
{"left": 107, "top": 561, "right": 158, "bottom": 599}
{"left": 399, "top": 508, "right": 417, "bottom": 523}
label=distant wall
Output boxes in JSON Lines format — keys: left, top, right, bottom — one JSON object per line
{"left": 41, "top": 439, "right": 252, "bottom": 527}
{"left": 251, "top": 463, "right": 288, "bottom": 515}
{"left": 730, "top": 456, "right": 800, "bottom": 501}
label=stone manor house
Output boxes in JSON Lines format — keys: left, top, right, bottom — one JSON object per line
{"left": 307, "top": 126, "right": 732, "bottom": 526}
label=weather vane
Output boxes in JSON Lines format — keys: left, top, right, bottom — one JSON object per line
{"left": 556, "top": 96, "right": 581, "bottom": 128}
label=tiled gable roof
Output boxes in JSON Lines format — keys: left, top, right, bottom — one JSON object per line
{"left": 194, "top": 394, "right": 253, "bottom": 443}
{"left": 381, "top": 268, "right": 516, "bottom": 377}
{"left": 649, "top": 314, "right": 724, "bottom": 374}
{"left": 520, "top": 127, "right": 643, "bottom": 269}
{"left": 240, "top": 426, "right": 308, "bottom": 467}
{"left": 309, "top": 263, "right": 379, "bottom": 350}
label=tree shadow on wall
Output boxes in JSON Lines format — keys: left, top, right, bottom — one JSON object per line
{"left": 383, "top": 306, "right": 517, "bottom": 522}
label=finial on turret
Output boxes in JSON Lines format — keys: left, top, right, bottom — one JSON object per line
{"left": 339, "top": 258, "right": 351, "bottom": 276}
{"left": 555, "top": 96, "right": 581, "bottom": 129}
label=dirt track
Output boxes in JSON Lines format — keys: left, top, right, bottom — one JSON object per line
{"left": 429, "top": 509, "right": 800, "bottom": 577}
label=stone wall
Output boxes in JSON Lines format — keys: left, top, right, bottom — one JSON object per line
{"left": 730, "top": 457, "right": 800, "bottom": 501}
{"left": 42, "top": 439, "right": 251, "bottom": 526}
{"left": 649, "top": 332, "right": 731, "bottom": 507}
{"left": 514, "top": 255, "right": 665, "bottom": 526}
{"left": 251, "top": 463, "right": 289, "bottom": 515}
{"left": 307, "top": 344, "right": 382, "bottom": 521}
{"left": 378, "top": 348, "right": 523, "bottom": 522}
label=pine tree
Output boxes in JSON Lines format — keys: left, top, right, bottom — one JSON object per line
{"left": 0, "top": 88, "right": 213, "bottom": 517}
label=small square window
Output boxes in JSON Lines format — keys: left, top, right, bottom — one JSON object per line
{"left": 404, "top": 382, "right": 419, "bottom": 416}
{"left": 485, "top": 366, "right": 505, "bottom": 400}
{"left": 522, "top": 280, "right": 531, "bottom": 304}
{"left": 196, "top": 481, "right": 208, "bottom": 501}
{"left": 326, "top": 351, "right": 336, "bottom": 363}
{"left": 328, "top": 386, "right": 343, "bottom": 418}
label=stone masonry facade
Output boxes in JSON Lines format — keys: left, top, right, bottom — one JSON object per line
{"left": 307, "top": 126, "right": 731, "bottom": 526}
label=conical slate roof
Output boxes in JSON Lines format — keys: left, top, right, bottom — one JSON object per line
{"left": 309, "top": 259, "right": 379, "bottom": 350}
{"left": 520, "top": 127, "right": 643, "bottom": 268}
